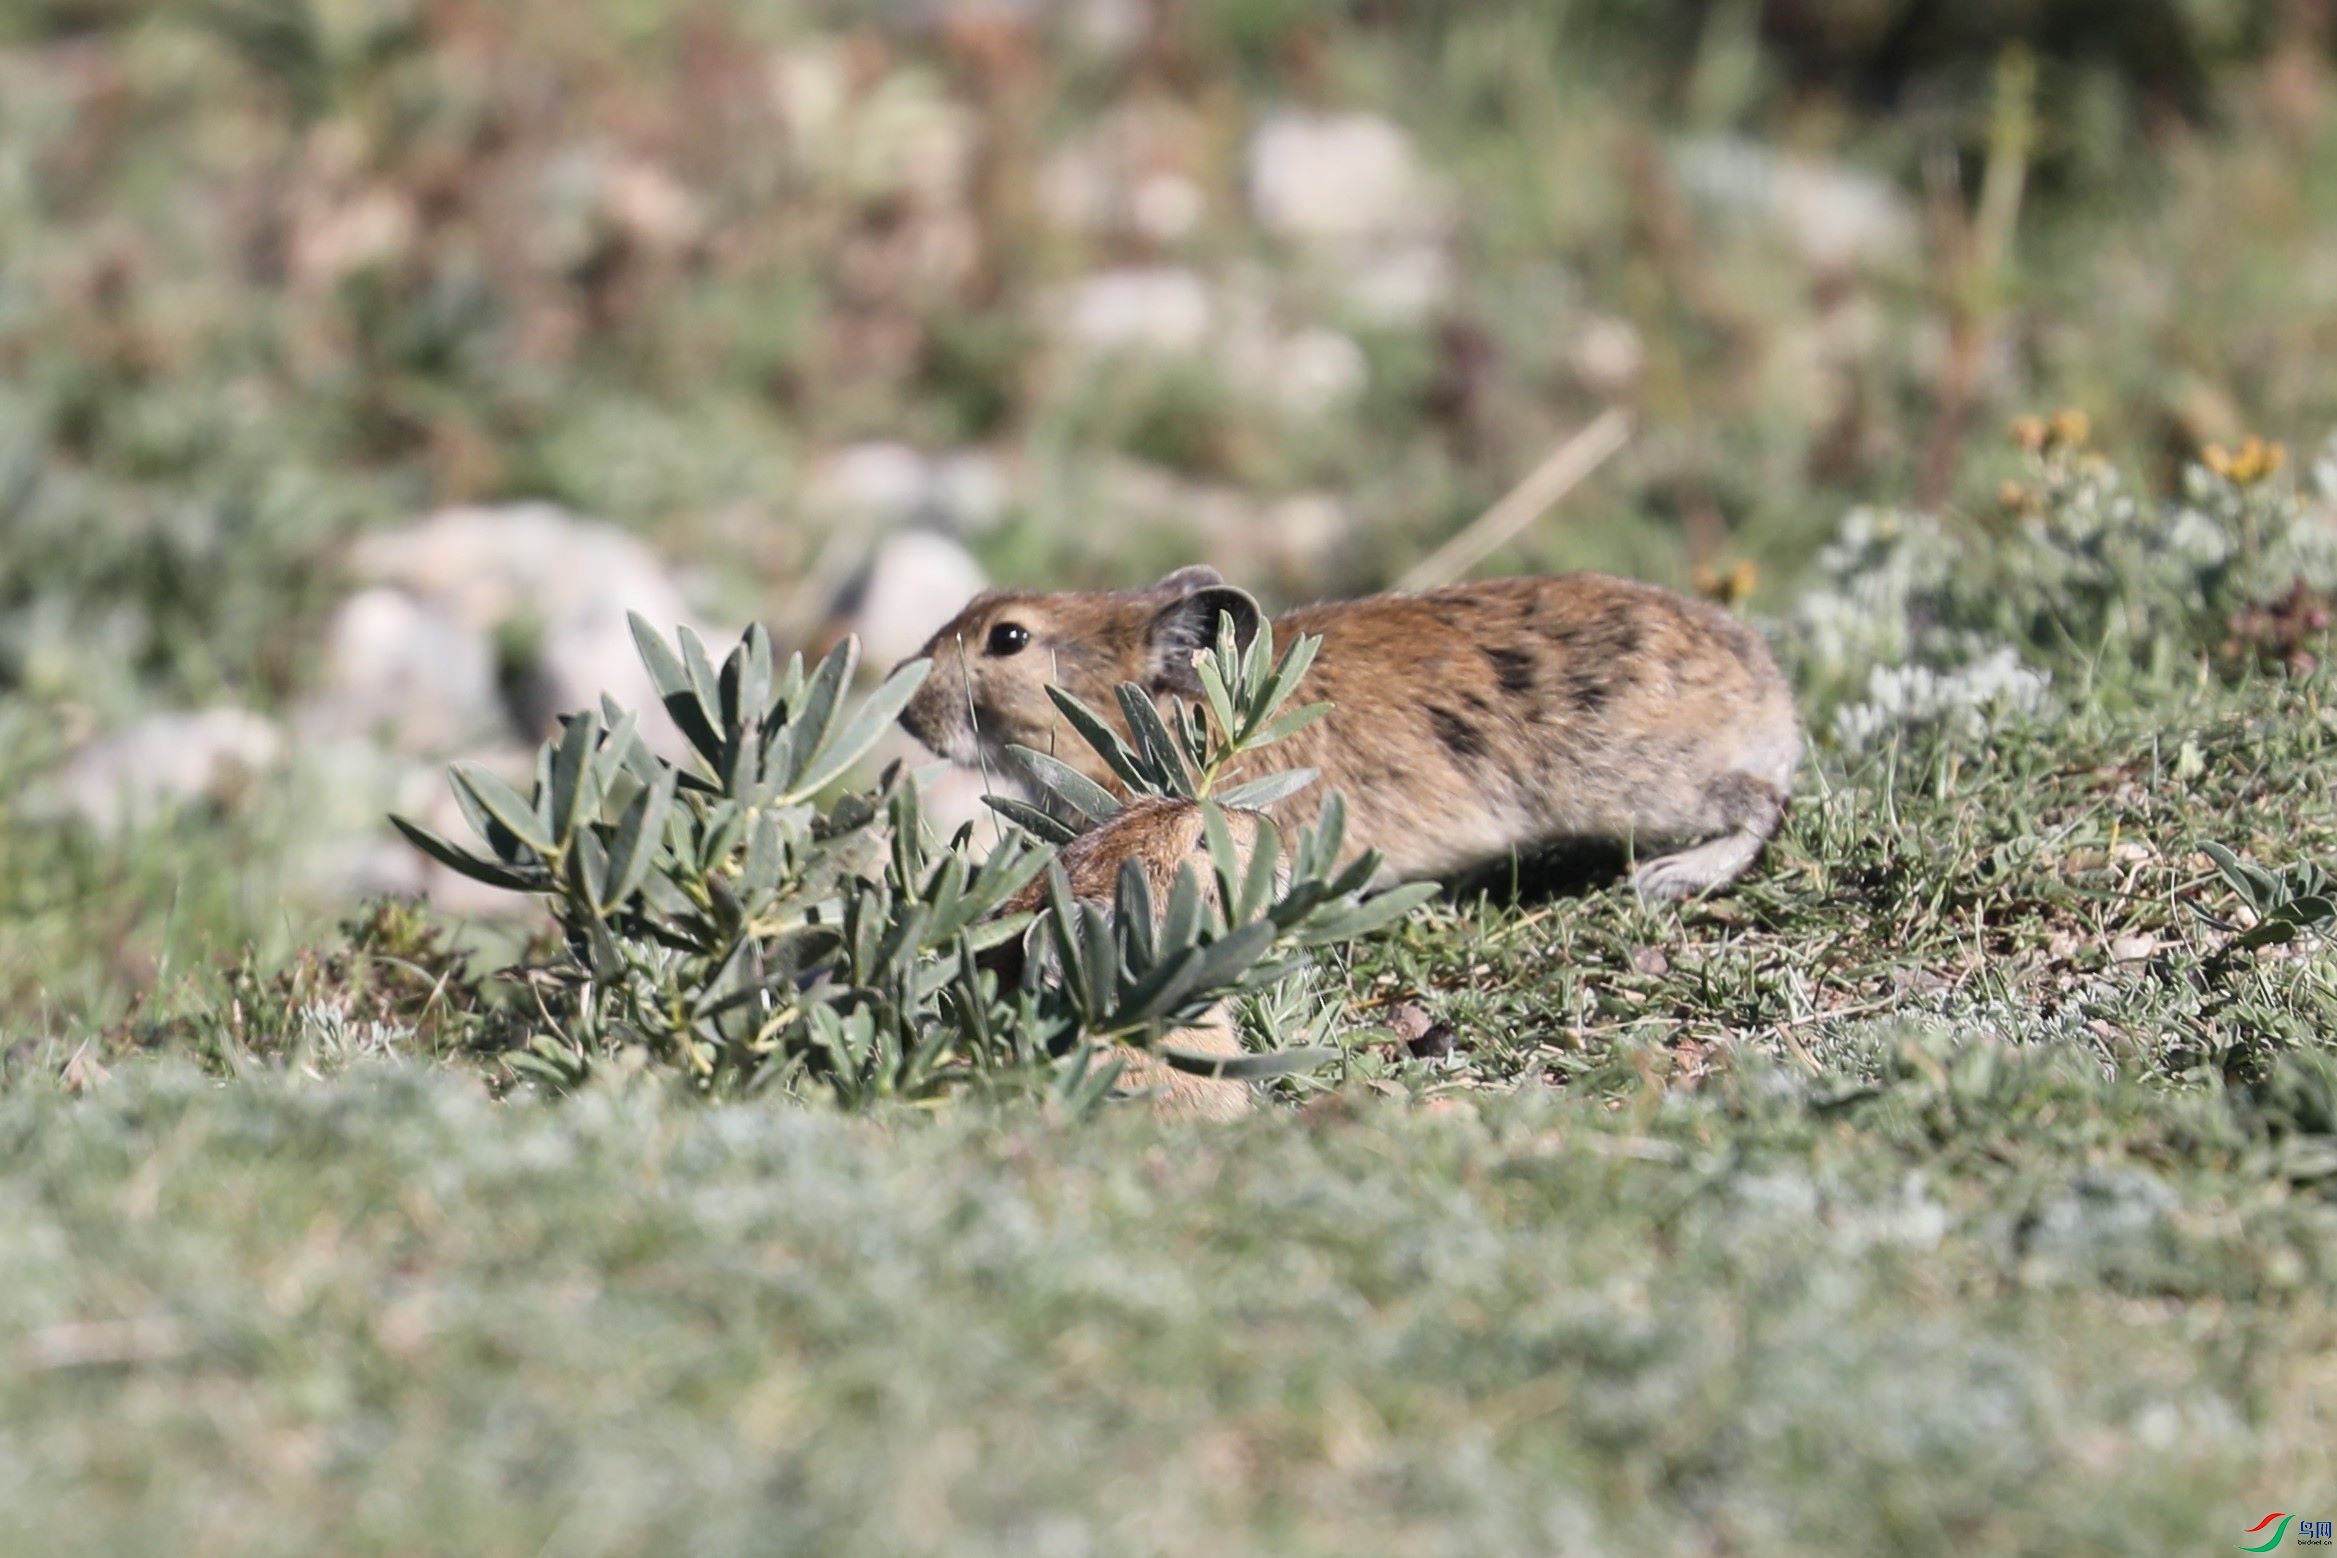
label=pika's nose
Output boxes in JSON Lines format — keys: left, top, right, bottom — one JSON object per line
{"left": 894, "top": 675, "right": 938, "bottom": 742}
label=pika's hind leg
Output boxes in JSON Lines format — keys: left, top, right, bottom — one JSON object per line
{"left": 1632, "top": 829, "right": 1768, "bottom": 901}
{"left": 1631, "top": 772, "right": 1787, "bottom": 902}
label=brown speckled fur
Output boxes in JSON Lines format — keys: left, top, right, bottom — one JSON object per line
{"left": 901, "top": 568, "right": 1801, "bottom": 900}
{"left": 993, "top": 797, "right": 1267, "bottom": 1122}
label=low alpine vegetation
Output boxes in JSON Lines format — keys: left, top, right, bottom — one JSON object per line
{"left": 1793, "top": 421, "right": 2337, "bottom": 753}
{"left": 393, "top": 612, "right": 1429, "bottom": 1107}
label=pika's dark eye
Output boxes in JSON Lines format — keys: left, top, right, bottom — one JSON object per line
{"left": 986, "top": 622, "right": 1032, "bottom": 657}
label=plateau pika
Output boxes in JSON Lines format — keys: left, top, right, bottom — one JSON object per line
{"left": 902, "top": 567, "right": 1800, "bottom": 900}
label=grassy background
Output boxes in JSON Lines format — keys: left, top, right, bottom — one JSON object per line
{"left": 7, "top": 1059, "right": 2335, "bottom": 1557}
{"left": 6, "top": 1, "right": 2337, "bottom": 1550}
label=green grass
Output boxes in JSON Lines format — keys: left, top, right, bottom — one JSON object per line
{"left": 6, "top": 668, "right": 2333, "bottom": 1553}
{"left": 5, "top": 1051, "right": 2333, "bottom": 1558}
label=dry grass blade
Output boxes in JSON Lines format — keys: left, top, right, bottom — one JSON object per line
{"left": 1397, "top": 409, "right": 1634, "bottom": 592}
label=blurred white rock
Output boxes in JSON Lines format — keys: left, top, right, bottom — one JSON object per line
{"left": 805, "top": 442, "right": 1011, "bottom": 536}
{"left": 284, "top": 736, "right": 430, "bottom": 902}
{"left": 839, "top": 529, "right": 990, "bottom": 671}
{"left": 599, "top": 156, "right": 704, "bottom": 254}
{"left": 1222, "top": 319, "right": 1368, "bottom": 417}
{"left": 1273, "top": 327, "right": 1370, "bottom": 415}
{"left": 1129, "top": 175, "right": 1205, "bottom": 244}
{"left": 53, "top": 708, "right": 284, "bottom": 835}
{"left": 1570, "top": 314, "right": 1647, "bottom": 396}
{"left": 1673, "top": 137, "right": 1916, "bottom": 272}
{"left": 302, "top": 834, "right": 428, "bottom": 904}
{"left": 1040, "top": 101, "right": 1208, "bottom": 244}
{"left": 1065, "top": 0, "right": 1147, "bottom": 60}
{"left": 769, "top": 45, "right": 973, "bottom": 210}
{"left": 278, "top": 730, "right": 551, "bottom": 918}
{"left": 305, "top": 586, "right": 502, "bottom": 755}
{"left": 1062, "top": 260, "right": 1371, "bottom": 415}
{"left": 931, "top": 449, "right": 1010, "bottom": 535}
{"left": 1339, "top": 241, "right": 1453, "bottom": 327}
{"left": 1247, "top": 111, "right": 1441, "bottom": 247}
{"left": 805, "top": 441, "right": 934, "bottom": 528}
{"left": 1093, "top": 461, "right": 1351, "bottom": 589}
{"left": 1057, "top": 266, "right": 1214, "bottom": 356}
{"left": 349, "top": 502, "right": 722, "bottom": 757}
{"left": 1258, "top": 493, "right": 1352, "bottom": 567}
{"left": 768, "top": 39, "right": 851, "bottom": 151}
{"left": 1039, "top": 163, "right": 1209, "bottom": 247}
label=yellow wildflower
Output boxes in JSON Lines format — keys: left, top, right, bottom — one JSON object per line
{"left": 2203, "top": 435, "right": 2287, "bottom": 486}
{"left": 2011, "top": 409, "right": 2092, "bottom": 455}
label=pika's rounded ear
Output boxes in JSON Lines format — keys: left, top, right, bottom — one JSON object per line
{"left": 1152, "top": 565, "right": 1226, "bottom": 597}
{"left": 1146, "top": 585, "right": 1263, "bottom": 692}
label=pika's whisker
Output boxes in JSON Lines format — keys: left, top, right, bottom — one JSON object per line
{"left": 956, "top": 630, "right": 1005, "bottom": 849}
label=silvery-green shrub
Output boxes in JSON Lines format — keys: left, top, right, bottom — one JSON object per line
{"left": 396, "top": 614, "right": 1429, "bottom": 1107}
